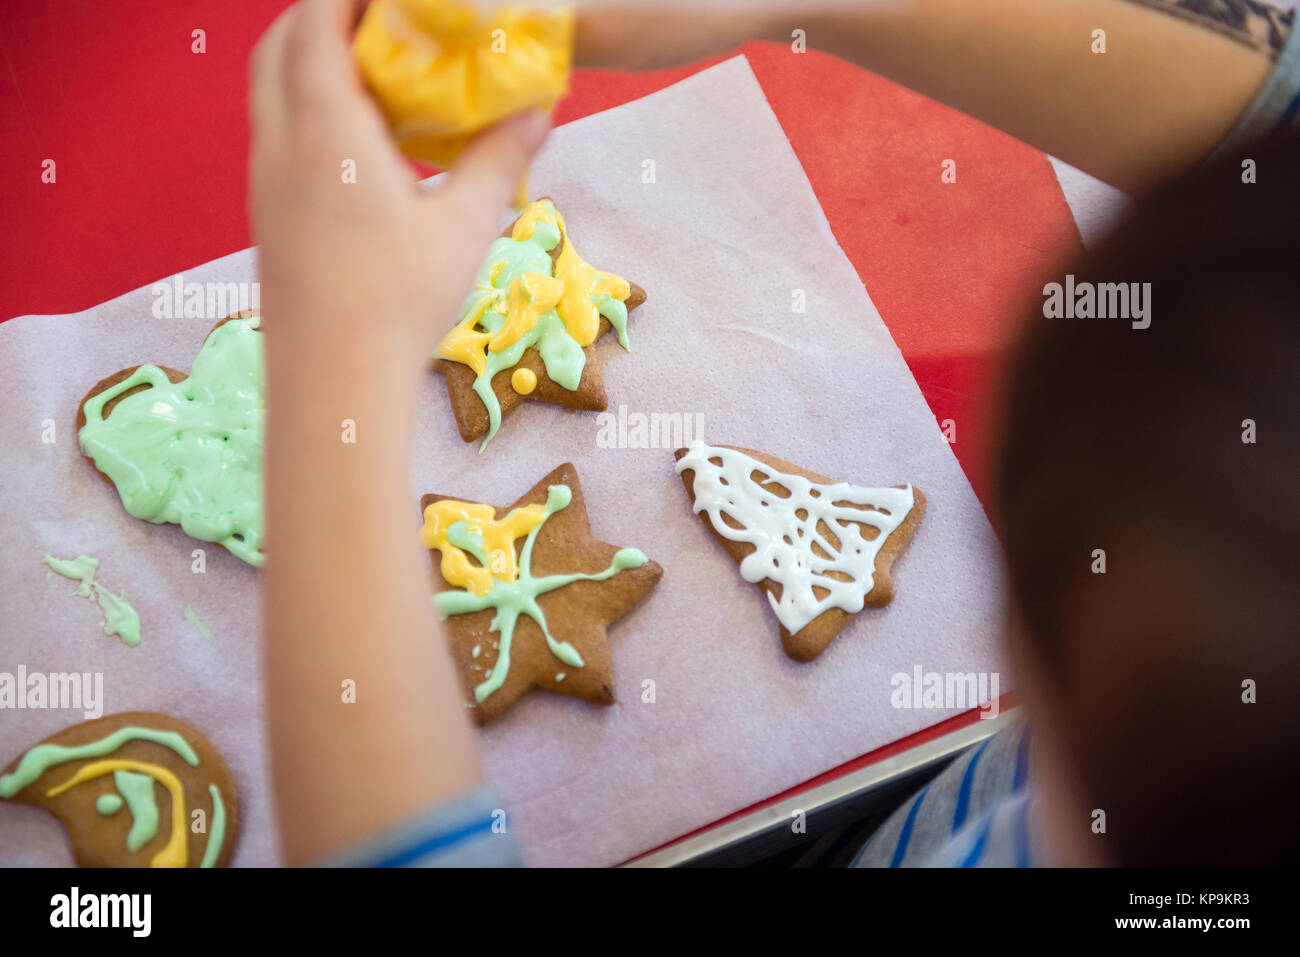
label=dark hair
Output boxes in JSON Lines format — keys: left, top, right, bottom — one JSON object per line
{"left": 993, "top": 133, "right": 1300, "bottom": 866}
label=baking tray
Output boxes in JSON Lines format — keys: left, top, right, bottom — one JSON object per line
{"left": 624, "top": 707, "right": 1017, "bottom": 867}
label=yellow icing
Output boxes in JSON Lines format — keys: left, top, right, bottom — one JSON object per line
{"left": 437, "top": 313, "right": 494, "bottom": 376}
{"left": 352, "top": 0, "right": 574, "bottom": 172}
{"left": 420, "top": 499, "right": 548, "bottom": 596}
{"left": 436, "top": 199, "right": 631, "bottom": 377}
{"left": 511, "top": 368, "right": 538, "bottom": 394}
{"left": 490, "top": 274, "right": 565, "bottom": 353}
{"left": 46, "top": 759, "right": 189, "bottom": 868}
{"left": 511, "top": 201, "right": 631, "bottom": 347}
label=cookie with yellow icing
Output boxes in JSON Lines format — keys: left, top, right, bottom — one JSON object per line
{"left": 0, "top": 712, "right": 239, "bottom": 867}
{"left": 420, "top": 463, "right": 662, "bottom": 724}
{"left": 76, "top": 312, "right": 265, "bottom": 567}
{"left": 433, "top": 198, "right": 647, "bottom": 449}
{"left": 674, "top": 443, "right": 925, "bottom": 662}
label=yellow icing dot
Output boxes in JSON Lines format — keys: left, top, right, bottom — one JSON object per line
{"left": 511, "top": 368, "right": 538, "bottom": 395}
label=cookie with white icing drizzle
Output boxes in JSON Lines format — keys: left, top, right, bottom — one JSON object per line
{"left": 0, "top": 712, "right": 238, "bottom": 867}
{"left": 674, "top": 442, "right": 925, "bottom": 661}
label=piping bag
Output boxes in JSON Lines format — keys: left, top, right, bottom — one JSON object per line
{"left": 352, "top": 0, "right": 575, "bottom": 208}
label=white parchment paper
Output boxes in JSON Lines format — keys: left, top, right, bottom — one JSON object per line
{"left": 0, "top": 56, "right": 1008, "bottom": 867}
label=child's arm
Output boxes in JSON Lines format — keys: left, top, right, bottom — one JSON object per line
{"left": 248, "top": 0, "right": 548, "bottom": 865}
{"left": 577, "top": 0, "right": 1282, "bottom": 194}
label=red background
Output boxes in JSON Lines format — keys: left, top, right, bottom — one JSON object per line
{"left": 0, "top": 0, "right": 1080, "bottom": 856}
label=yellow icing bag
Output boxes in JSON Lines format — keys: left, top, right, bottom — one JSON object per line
{"left": 352, "top": 0, "right": 574, "bottom": 207}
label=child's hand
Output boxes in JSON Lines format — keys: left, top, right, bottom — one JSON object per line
{"left": 248, "top": 0, "right": 549, "bottom": 376}
{"left": 249, "top": 0, "right": 548, "bottom": 863}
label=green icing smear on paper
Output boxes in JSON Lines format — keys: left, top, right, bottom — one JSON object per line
{"left": 438, "top": 201, "right": 632, "bottom": 451}
{"left": 42, "top": 554, "right": 141, "bottom": 647}
{"left": 432, "top": 484, "right": 648, "bottom": 703}
{"left": 77, "top": 315, "right": 265, "bottom": 565}
{"left": 184, "top": 604, "right": 214, "bottom": 639}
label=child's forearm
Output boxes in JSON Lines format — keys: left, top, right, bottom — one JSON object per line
{"left": 247, "top": 0, "right": 547, "bottom": 865}
{"left": 262, "top": 333, "right": 482, "bottom": 865}
{"left": 577, "top": 0, "right": 1278, "bottom": 194}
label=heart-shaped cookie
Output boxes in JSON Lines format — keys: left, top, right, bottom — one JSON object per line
{"left": 76, "top": 311, "right": 265, "bottom": 566}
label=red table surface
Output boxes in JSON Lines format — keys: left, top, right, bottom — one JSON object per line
{"left": 0, "top": 1, "right": 1079, "bottom": 855}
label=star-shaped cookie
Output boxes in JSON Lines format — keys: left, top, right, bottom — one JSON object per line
{"left": 433, "top": 197, "right": 647, "bottom": 449}
{"left": 420, "top": 463, "right": 662, "bottom": 724}
{"left": 674, "top": 442, "right": 925, "bottom": 662}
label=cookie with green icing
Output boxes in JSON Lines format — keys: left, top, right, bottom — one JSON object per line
{"left": 433, "top": 198, "right": 647, "bottom": 450}
{"left": 420, "top": 463, "right": 663, "bottom": 724}
{"left": 76, "top": 312, "right": 265, "bottom": 566}
{"left": 0, "top": 711, "right": 239, "bottom": 867}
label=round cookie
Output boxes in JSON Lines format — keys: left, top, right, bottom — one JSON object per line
{"left": 0, "top": 711, "right": 239, "bottom": 867}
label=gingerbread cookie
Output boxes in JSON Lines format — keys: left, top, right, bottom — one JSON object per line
{"left": 420, "top": 463, "right": 662, "bottom": 724}
{"left": 0, "top": 712, "right": 239, "bottom": 867}
{"left": 76, "top": 311, "right": 264, "bottom": 566}
{"left": 434, "top": 198, "right": 647, "bottom": 449}
{"left": 674, "top": 442, "right": 925, "bottom": 662}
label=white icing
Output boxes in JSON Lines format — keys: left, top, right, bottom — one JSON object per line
{"left": 676, "top": 441, "right": 915, "bottom": 634}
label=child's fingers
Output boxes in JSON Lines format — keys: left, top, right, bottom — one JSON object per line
{"left": 252, "top": 0, "right": 405, "bottom": 180}
{"left": 299, "top": 0, "right": 369, "bottom": 36}
{"left": 249, "top": 5, "right": 297, "bottom": 136}
{"left": 279, "top": 0, "right": 371, "bottom": 109}
{"left": 437, "top": 110, "right": 551, "bottom": 234}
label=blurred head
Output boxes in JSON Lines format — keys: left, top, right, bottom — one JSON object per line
{"left": 994, "top": 133, "right": 1300, "bottom": 866}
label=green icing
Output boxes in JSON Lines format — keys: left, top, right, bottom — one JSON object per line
{"left": 439, "top": 201, "right": 634, "bottom": 450}
{"left": 77, "top": 316, "right": 265, "bottom": 566}
{"left": 448, "top": 520, "right": 492, "bottom": 567}
{"left": 42, "top": 554, "right": 100, "bottom": 588}
{"left": 0, "top": 726, "right": 199, "bottom": 798}
{"left": 42, "top": 554, "right": 141, "bottom": 647}
{"left": 184, "top": 603, "right": 214, "bottom": 639}
{"left": 98, "top": 591, "right": 139, "bottom": 646}
{"left": 200, "top": 784, "right": 226, "bottom": 868}
{"left": 114, "top": 769, "right": 160, "bottom": 852}
{"left": 96, "top": 793, "right": 123, "bottom": 815}
{"left": 432, "top": 484, "right": 649, "bottom": 703}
